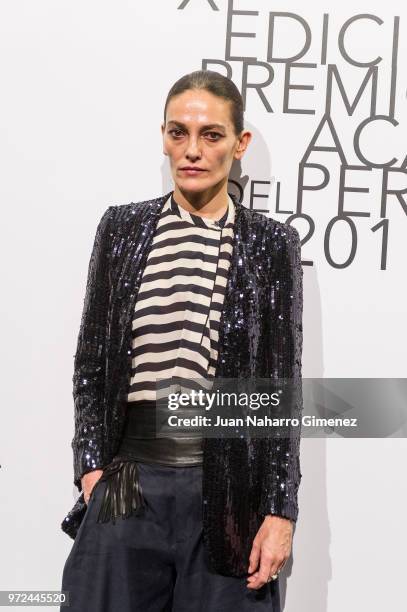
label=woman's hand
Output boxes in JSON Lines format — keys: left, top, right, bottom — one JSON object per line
{"left": 246, "top": 515, "right": 293, "bottom": 590}
{"left": 81, "top": 469, "right": 104, "bottom": 505}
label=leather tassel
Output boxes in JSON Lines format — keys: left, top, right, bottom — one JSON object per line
{"left": 96, "top": 460, "right": 145, "bottom": 524}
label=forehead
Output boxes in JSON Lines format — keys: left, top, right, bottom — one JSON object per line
{"left": 166, "top": 89, "right": 232, "bottom": 126}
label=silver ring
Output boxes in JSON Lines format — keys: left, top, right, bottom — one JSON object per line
{"left": 267, "top": 573, "right": 279, "bottom": 582}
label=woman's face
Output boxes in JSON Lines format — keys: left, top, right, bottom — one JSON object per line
{"left": 161, "top": 89, "right": 251, "bottom": 197}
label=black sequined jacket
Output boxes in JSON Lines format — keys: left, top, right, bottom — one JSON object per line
{"left": 61, "top": 191, "right": 303, "bottom": 577}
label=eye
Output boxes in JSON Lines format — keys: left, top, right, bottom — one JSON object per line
{"left": 205, "top": 132, "right": 222, "bottom": 141}
{"left": 168, "top": 129, "right": 184, "bottom": 138}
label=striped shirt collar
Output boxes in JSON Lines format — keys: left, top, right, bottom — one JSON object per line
{"left": 169, "top": 191, "right": 235, "bottom": 230}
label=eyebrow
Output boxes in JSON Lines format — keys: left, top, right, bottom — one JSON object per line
{"left": 166, "top": 120, "right": 226, "bottom": 131}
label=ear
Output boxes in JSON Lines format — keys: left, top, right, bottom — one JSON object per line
{"left": 234, "top": 130, "right": 252, "bottom": 161}
{"left": 161, "top": 123, "right": 168, "bottom": 156}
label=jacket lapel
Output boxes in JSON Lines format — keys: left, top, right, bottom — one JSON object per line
{"left": 110, "top": 190, "right": 248, "bottom": 366}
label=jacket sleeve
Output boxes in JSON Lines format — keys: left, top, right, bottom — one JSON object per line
{"left": 71, "top": 205, "right": 116, "bottom": 492}
{"left": 259, "top": 224, "right": 303, "bottom": 522}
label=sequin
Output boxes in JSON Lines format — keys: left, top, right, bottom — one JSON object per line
{"left": 60, "top": 190, "right": 303, "bottom": 578}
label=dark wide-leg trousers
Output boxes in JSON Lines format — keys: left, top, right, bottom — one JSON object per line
{"left": 61, "top": 462, "right": 281, "bottom": 611}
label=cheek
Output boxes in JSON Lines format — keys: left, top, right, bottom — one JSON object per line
{"left": 164, "top": 141, "right": 181, "bottom": 161}
{"left": 211, "top": 148, "right": 231, "bottom": 167}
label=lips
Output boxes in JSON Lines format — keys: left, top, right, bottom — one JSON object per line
{"left": 179, "top": 168, "right": 207, "bottom": 176}
{"left": 180, "top": 168, "right": 206, "bottom": 171}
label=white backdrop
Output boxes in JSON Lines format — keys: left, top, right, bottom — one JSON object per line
{"left": 0, "top": 1, "right": 406, "bottom": 610}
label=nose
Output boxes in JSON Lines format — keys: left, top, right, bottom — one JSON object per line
{"left": 185, "top": 136, "right": 202, "bottom": 161}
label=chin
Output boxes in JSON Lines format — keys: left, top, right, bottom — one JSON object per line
{"left": 177, "top": 178, "right": 212, "bottom": 190}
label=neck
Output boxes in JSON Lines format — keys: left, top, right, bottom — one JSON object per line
{"left": 172, "top": 182, "right": 230, "bottom": 220}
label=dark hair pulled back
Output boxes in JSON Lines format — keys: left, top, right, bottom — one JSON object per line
{"left": 163, "top": 70, "right": 244, "bottom": 136}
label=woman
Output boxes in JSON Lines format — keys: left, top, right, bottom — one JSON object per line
{"left": 60, "top": 70, "right": 303, "bottom": 611}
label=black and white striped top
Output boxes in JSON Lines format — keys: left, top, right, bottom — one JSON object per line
{"left": 127, "top": 191, "right": 235, "bottom": 402}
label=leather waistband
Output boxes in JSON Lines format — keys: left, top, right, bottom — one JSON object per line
{"left": 115, "top": 400, "right": 203, "bottom": 466}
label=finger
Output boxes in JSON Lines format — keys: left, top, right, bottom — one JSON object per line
{"left": 247, "top": 553, "right": 273, "bottom": 589}
{"left": 255, "top": 552, "right": 283, "bottom": 588}
{"left": 247, "top": 541, "right": 261, "bottom": 574}
{"left": 247, "top": 555, "right": 287, "bottom": 589}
